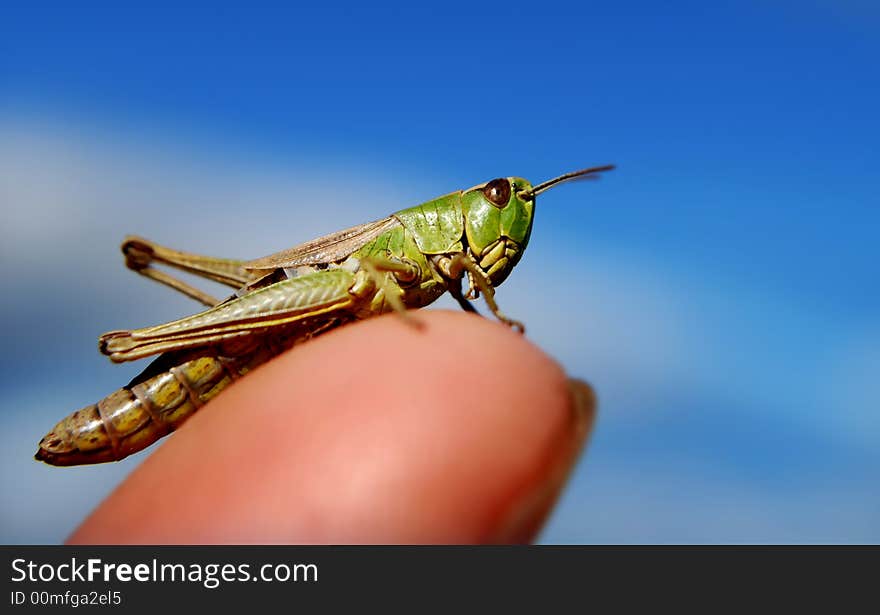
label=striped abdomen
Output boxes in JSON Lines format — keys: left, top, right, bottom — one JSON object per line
{"left": 35, "top": 346, "right": 273, "bottom": 466}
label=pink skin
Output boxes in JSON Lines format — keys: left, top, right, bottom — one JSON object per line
{"left": 69, "top": 311, "right": 595, "bottom": 544}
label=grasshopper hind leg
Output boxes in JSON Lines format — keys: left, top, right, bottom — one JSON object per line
{"left": 122, "top": 236, "right": 256, "bottom": 307}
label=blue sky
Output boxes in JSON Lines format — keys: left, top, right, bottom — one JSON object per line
{"left": 1, "top": 1, "right": 878, "bottom": 542}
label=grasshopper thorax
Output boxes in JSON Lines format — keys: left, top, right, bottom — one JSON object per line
{"left": 460, "top": 177, "right": 535, "bottom": 286}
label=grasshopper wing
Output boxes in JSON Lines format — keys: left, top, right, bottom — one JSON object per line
{"left": 244, "top": 216, "right": 401, "bottom": 271}
{"left": 100, "top": 269, "right": 359, "bottom": 362}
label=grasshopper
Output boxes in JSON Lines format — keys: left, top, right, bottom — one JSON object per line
{"left": 35, "top": 165, "right": 614, "bottom": 466}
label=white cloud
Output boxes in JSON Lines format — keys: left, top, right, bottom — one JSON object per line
{"left": 543, "top": 464, "right": 880, "bottom": 543}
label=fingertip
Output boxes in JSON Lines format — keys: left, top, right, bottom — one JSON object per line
{"left": 70, "top": 311, "right": 591, "bottom": 544}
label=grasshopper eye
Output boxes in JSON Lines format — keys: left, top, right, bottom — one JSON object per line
{"left": 483, "top": 178, "right": 511, "bottom": 208}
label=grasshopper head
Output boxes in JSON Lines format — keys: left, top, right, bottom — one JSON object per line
{"left": 460, "top": 177, "right": 534, "bottom": 287}
{"left": 461, "top": 165, "right": 614, "bottom": 286}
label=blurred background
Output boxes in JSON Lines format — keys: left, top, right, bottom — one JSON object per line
{"left": 1, "top": 1, "right": 877, "bottom": 543}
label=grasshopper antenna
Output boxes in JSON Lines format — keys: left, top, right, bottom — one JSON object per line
{"left": 520, "top": 164, "right": 615, "bottom": 200}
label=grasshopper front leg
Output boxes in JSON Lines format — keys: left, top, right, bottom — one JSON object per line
{"left": 433, "top": 253, "right": 525, "bottom": 333}
{"left": 447, "top": 276, "right": 480, "bottom": 315}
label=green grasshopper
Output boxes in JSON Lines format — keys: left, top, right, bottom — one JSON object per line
{"left": 36, "top": 165, "right": 614, "bottom": 466}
